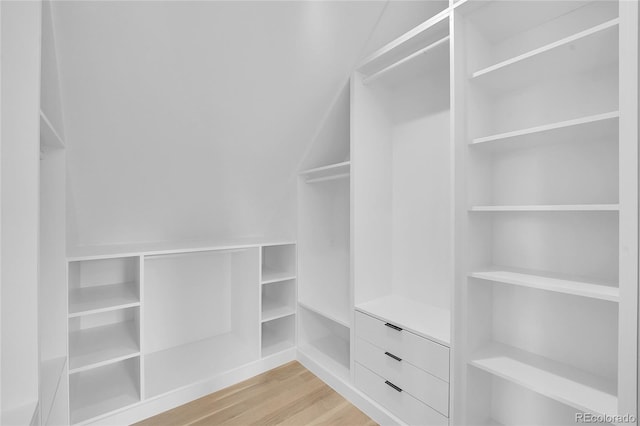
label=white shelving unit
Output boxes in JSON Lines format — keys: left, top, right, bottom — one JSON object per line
{"left": 260, "top": 244, "right": 297, "bottom": 356}
{"left": 67, "top": 257, "right": 142, "bottom": 423}
{"left": 454, "top": 1, "right": 638, "bottom": 424}
{"left": 66, "top": 240, "right": 296, "bottom": 423}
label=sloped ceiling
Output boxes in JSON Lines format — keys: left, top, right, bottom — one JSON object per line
{"left": 52, "top": 0, "right": 438, "bottom": 248}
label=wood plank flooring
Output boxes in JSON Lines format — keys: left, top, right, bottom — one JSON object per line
{"left": 134, "top": 361, "right": 377, "bottom": 426}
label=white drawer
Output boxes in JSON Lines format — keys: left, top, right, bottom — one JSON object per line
{"left": 355, "top": 337, "right": 449, "bottom": 416}
{"left": 356, "top": 311, "right": 450, "bottom": 381}
{"left": 355, "top": 363, "right": 449, "bottom": 426}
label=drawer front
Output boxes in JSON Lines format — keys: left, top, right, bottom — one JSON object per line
{"left": 355, "top": 337, "right": 449, "bottom": 416}
{"left": 356, "top": 311, "right": 450, "bottom": 381}
{"left": 355, "top": 363, "right": 449, "bottom": 426}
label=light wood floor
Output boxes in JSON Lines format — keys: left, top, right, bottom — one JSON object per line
{"left": 134, "top": 361, "right": 377, "bottom": 426}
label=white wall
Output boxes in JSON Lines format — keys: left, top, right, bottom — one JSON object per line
{"left": 1, "top": 0, "right": 42, "bottom": 421}
{"left": 51, "top": 1, "right": 387, "bottom": 248}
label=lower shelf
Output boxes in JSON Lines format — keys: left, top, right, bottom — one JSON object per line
{"left": 262, "top": 315, "right": 296, "bottom": 357}
{"left": 469, "top": 342, "right": 617, "bottom": 418}
{"left": 145, "top": 333, "right": 258, "bottom": 398}
{"left": 70, "top": 358, "right": 140, "bottom": 424}
{"left": 299, "top": 336, "right": 350, "bottom": 382}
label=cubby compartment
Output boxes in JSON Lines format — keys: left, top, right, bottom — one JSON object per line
{"left": 298, "top": 306, "right": 350, "bottom": 381}
{"left": 69, "top": 357, "right": 140, "bottom": 424}
{"left": 465, "top": 367, "right": 614, "bottom": 426}
{"left": 69, "top": 307, "right": 140, "bottom": 373}
{"left": 468, "top": 135, "right": 619, "bottom": 207}
{"left": 261, "top": 279, "right": 296, "bottom": 323}
{"left": 467, "top": 212, "right": 619, "bottom": 288}
{"left": 298, "top": 177, "right": 350, "bottom": 327}
{"left": 261, "top": 244, "right": 296, "bottom": 284}
{"left": 352, "top": 18, "right": 452, "bottom": 344}
{"left": 463, "top": 1, "right": 619, "bottom": 87}
{"left": 68, "top": 257, "right": 140, "bottom": 317}
{"left": 462, "top": 2, "right": 619, "bottom": 141}
{"left": 261, "top": 314, "right": 295, "bottom": 357}
{"left": 143, "top": 248, "right": 259, "bottom": 398}
{"left": 466, "top": 281, "right": 619, "bottom": 421}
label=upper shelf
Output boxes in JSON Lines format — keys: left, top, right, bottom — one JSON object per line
{"left": 470, "top": 111, "right": 619, "bottom": 151}
{"left": 40, "top": 110, "right": 65, "bottom": 150}
{"left": 69, "top": 282, "right": 139, "bottom": 317}
{"left": 300, "top": 161, "right": 350, "bottom": 184}
{"left": 357, "top": 10, "right": 449, "bottom": 79}
{"left": 469, "top": 204, "right": 619, "bottom": 213}
{"left": 471, "top": 19, "right": 619, "bottom": 92}
{"left": 356, "top": 294, "right": 450, "bottom": 346}
{"left": 470, "top": 342, "right": 618, "bottom": 418}
{"left": 469, "top": 267, "right": 619, "bottom": 303}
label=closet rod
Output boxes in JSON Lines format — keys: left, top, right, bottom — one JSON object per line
{"left": 363, "top": 35, "right": 450, "bottom": 86}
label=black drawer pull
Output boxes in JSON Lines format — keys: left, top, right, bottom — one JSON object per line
{"left": 384, "top": 351, "right": 402, "bottom": 362}
{"left": 384, "top": 322, "right": 403, "bottom": 331}
{"left": 385, "top": 380, "right": 403, "bottom": 392}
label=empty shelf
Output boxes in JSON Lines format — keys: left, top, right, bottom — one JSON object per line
{"left": 69, "top": 282, "right": 139, "bottom": 317}
{"left": 70, "top": 360, "right": 140, "bottom": 424}
{"left": 261, "top": 298, "right": 296, "bottom": 323}
{"left": 299, "top": 299, "right": 350, "bottom": 328}
{"left": 470, "top": 343, "right": 617, "bottom": 418}
{"left": 300, "top": 161, "right": 350, "bottom": 184}
{"left": 470, "top": 112, "right": 619, "bottom": 150}
{"left": 469, "top": 204, "right": 619, "bottom": 212}
{"left": 261, "top": 268, "right": 296, "bottom": 284}
{"left": 145, "top": 333, "right": 257, "bottom": 398}
{"left": 299, "top": 336, "right": 350, "bottom": 382}
{"left": 469, "top": 268, "right": 619, "bottom": 302}
{"left": 472, "top": 19, "right": 619, "bottom": 91}
{"left": 70, "top": 321, "right": 140, "bottom": 373}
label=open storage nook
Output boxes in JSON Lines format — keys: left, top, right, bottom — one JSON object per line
{"left": 261, "top": 244, "right": 296, "bottom": 284}
{"left": 68, "top": 257, "right": 141, "bottom": 317}
{"left": 144, "top": 248, "right": 260, "bottom": 398}
{"left": 352, "top": 12, "right": 452, "bottom": 342}
{"left": 298, "top": 171, "right": 350, "bottom": 328}
{"left": 298, "top": 306, "right": 350, "bottom": 381}
{"left": 69, "top": 357, "right": 140, "bottom": 424}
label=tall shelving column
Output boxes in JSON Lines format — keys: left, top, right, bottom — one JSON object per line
{"left": 452, "top": 1, "right": 638, "bottom": 424}
{"left": 67, "top": 256, "right": 142, "bottom": 424}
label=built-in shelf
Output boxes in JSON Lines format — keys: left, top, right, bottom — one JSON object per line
{"left": 145, "top": 334, "right": 257, "bottom": 399}
{"left": 300, "top": 161, "right": 350, "bottom": 184}
{"left": 261, "top": 298, "right": 295, "bottom": 323}
{"left": 261, "top": 268, "right": 296, "bottom": 284}
{"left": 261, "top": 317, "right": 296, "bottom": 358}
{"left": 469, "top": 267, "right": 619, "bottom": 302}
{"left": 298, "top": 336, "right": 350, "bottom": 382}
{"left": 298, "top": 300, "right": 350, "bottom": 328}
{"left": 469, "top": 343, "right": 618, "bottom": 418}
{"left": 469, "top": 204, "right": 619, "bottom": 212}
{"left": 356, "top": 295, "right": 450, "bottom": 346}
{"left": 470, "top": 111, "right": 619, "bottom": 151}
{"left": 70, "top": 360, "right": 140, "bottom": 424}
{"left": 40, "top": 110, "right": 65, "bottom": 149}
{"left": 472, "top": 19, "right": 619, "bottom": 91}
{"left": 69, "top": 321, "right": 140, "bottom": 373}
{"left": 69, "top": 282, "right": 139, "bottom": 317}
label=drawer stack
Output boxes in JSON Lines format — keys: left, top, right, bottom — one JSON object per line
{"left": 355, "top": 311, "right": 450, "bottom": 426}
